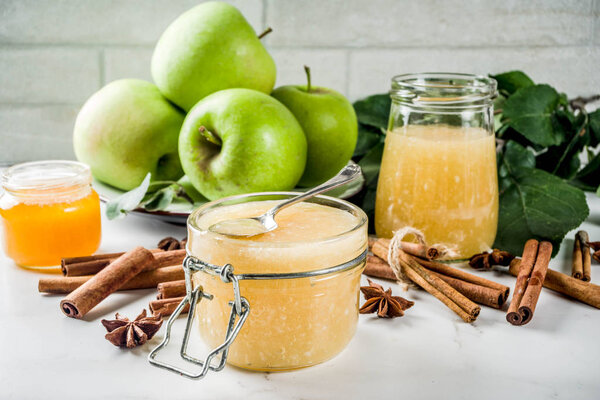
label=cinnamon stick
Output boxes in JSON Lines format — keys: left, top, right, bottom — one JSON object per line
{"left": 60, "top": 249, "right": 162, "bottom": 276}
{"left": 506, "top": 239, "right": 539, "bottom": 325}
{"left": 430, "top": 272, "right": 507, "bottom": 309}
{"left": 509, "top": 259, "right": 600, "bottom": 309}
{"left": 507, "top": 240, "right": 552, "bottom": 326}
{"left": 60, "top": 247, "right": 156, "bottom": 318}
{"left": 572, "top": 236, "right": 584, "bottom": 280}
{"left": 577, "top": 231, "right": 591, "bottom": 282}
{"left": 40, "top": 265, "right": 184, "bottom": 294}
{"left": 369, "top": 237, "right": 441, "bottom": 260}
{"left": 364, "top": 255, "right": 397, "bottom": 281}
{"left": 157, "top": 280, "right": 186, "bottom": 299}
{"left": 62, "top": 249, "right": 185, "bottom": 277}
{"left": 372, "top": 240, "right": 480, "bottom": 322}
{"left": 413, "top": 257, "right": 510, "bottom": 302}
{"left": 517, "top": 241, "right": 551, "bottom": 324}
{"left": 149, "top": 297, "right": 189, "bottom": 317}
{"left": 365, "top": 254, "right": 508, "bottom": 309}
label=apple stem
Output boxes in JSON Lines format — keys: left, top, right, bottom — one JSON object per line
{"left": 304, "top": 65, "right": 312, "bottom": 93}
{"left": 198, "top": 126, "right": 222, "bottom": 146}
{"left": 257, "top": 27, "right": 273, "bottom": 39}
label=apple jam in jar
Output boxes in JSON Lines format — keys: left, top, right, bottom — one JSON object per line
{"left": 0, "top": 161, "right": 101, "bottom": 269}
{"left": 187, "top": 193, "right": 367, "bottom": 371}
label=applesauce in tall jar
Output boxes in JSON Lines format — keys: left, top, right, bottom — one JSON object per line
{"left": 187, "top": 193, "right": 367, "bottom": 371}
{"left": 375, "top": 73, "right": 498, "bottom": 259}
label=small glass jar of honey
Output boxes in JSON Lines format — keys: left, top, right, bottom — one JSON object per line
{"left": 0, "top": 160, "right": 101, "bottom": 270}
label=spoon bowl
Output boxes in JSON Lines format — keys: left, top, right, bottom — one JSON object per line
{"left": 208, "top": 164, "right": 361, "bottom": 237}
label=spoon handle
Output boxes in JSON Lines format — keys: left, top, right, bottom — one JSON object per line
{"left": 267, "top": 163, "right": 362, "bottom": 217}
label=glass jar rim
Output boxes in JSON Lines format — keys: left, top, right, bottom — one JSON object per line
{"left": 1, "top": 160, "right": 92, "bottom": 195}
{"left": 390, "top": 72, "right": 497, "bottom": 106}
{"left": 188, "top": 191, "right": 368, "bottom": 248}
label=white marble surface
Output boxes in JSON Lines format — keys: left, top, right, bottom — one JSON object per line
{"left": 1, "top": 195, "right": 599, "bottom": 400}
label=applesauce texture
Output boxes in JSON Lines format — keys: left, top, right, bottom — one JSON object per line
{"left": 189, "top": 200, "right": 367, "bottom": 371}
{"left": 375, "top": 125, "right": 498, "bottom": 258}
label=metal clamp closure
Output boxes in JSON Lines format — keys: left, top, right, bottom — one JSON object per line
{"left": 148, "top": 255, "right": 250, "bottom": 379}
{"left": 148, "top": 249, "right": 366, "bottom": 379}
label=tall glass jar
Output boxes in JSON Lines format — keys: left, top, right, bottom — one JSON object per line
{"left": 0, "top": 160, "right": 101, "bottom": 269}
{"left": 375, "top": 73, "right": 498, "bottom": 259}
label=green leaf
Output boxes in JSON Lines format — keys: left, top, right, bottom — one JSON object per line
{"left": 535, "top": 110, "right": 587, "bottom": 179}
{"left": 491, "top": 71, "right": 534, "bottom": 95}
{"left": 354, "top": 123, "right": 384, "bottom": 158}
{"left": 571, "top": 152, "right": 600, "bottom": 190}
{"left": 143, "top": 185, "right": 177, "bottom": 211}
{"left": 502, "top": 84, "right": 563, "bottom": 147}
{"left": 353, "top": 94, "right": 391, "bottom": 130}
{"left": 503, "top": 141, "right": 536, "bottom": 169}
{"left": 358, "top": 142, "right": 384, "bottom": 188}
{"left": 105, "top": 173, "right": 151, "bottom": 220}
{"left": 494, "top": 166, "right": 589, "bottom": 256}
{"left": 177, "top": 175, "right": 208, "bottom": 203}
{"left": 597, "top": 185, "right": 600, "bottom": 197}
{"left": 588, "top": 109, "right": 600, "bottom": 147}
{"left": 361, "top": 187, "right": 377, "bottom": 230}
{"left": 498, "top": 141, "right": 535, "bottom": 193}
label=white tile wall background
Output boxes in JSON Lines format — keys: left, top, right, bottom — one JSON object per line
{"left": 0, "top": 0, "right": 598, "bottom": 163}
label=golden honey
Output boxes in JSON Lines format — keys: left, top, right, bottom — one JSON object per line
{"left": 188, "top": 194, "right": 367, "bottom": 371}
{"left": 0, "top": 161, "right": 101, "bottom": 269}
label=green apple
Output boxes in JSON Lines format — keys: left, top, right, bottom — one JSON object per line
{"left": 179, "top": 88, "right": 307, "bottom": 200}
{"left": 271, "top": 67, "right": 358, "bottom": 187}
{"left": 73, "top": 79, "right": 185, "bottom": 191}
{"left": 152, "top": 2, "right": 276, "bottom": 111}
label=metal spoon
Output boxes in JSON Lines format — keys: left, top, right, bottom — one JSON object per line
{"left": 208, "top": 163, "right": 362, "bottom": 237}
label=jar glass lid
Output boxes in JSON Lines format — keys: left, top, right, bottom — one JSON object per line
{"left": 390, "top": 72, "right": 497, "bottom": 108}
{"left": 1, "top": 160, "right": 92, "bottom": 194}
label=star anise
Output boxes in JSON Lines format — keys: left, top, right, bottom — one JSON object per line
{"left": 359, "top": 279, "right": 414, "bottom": 318}
{"left": 469, "top": 249, "right": 515, "bottom": 270}
{"left": 101, "top": 309, "right": 163, "bottom": 348}
{"left": 157, "top": 236, "right": 186, "bottom": 251}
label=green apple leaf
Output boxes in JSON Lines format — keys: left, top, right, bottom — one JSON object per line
{"left": 535, "top": 109, "right": 589, "bottom": 180}
{"left": 503, "top": 140, "right": 536, "bottom": 169}
{"left": 571, "top": 152, "right": 600, "bottom": 191}
{"left": 491, "top": 70, "right": 534, "bottom": 95}
{"left": 177, "top": 175, "right": 208, "bottom": 204}
{"left": 494, "top": 147, "right": 589, "bottom": 256}
{"left": 143, "top": 185, "right": 177, "bottom": 211}
{"left": 502, "top": 84, "right": 564, "bottom": 147}
{"left": 588, "top": 109, "right": 600, "bottom": 147}
{"left": 354, "top": 124, "right": 384, "bottom": 158}
{"left": 105, "top": 173, "right": 151, "bottom": 220}
{"left": 358, "top": 142, "right": 384, "bottom": 189}
{"left": 353, "top": 94, "right": 390, "bottom": 130}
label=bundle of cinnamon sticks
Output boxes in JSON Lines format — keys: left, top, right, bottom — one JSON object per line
{"left": 368, "top": 238, "right": 510, "bottom": 323}
{"left": 149, "top": 280, "right": 189, "bottom": 316}
{"left": 39, "top": 239, "right": 187, "bottom": 319}
{"left": 506, "top": 240, "right": 551, "bottom": 326}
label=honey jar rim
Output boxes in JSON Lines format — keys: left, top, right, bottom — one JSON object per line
{"left": 187, "top": 191, "right": 368, "bottom": 247}
{"left": 1, "top": 160, "right": 92, "bottom": 196}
